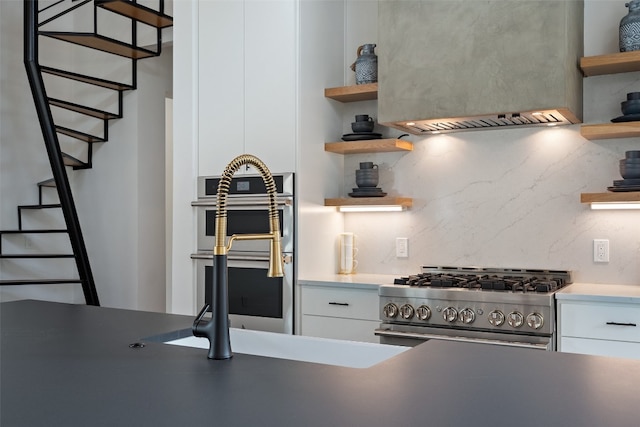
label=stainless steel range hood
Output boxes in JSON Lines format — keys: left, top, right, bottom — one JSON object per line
{"left": 377, "top": 0, "right": 584, "bottom": 134}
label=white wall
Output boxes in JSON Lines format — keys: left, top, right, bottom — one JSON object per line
{"left": 341, "top": 1, "right": 640, "bottom": 286}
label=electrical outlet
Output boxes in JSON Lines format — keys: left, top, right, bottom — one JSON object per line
{"left": 396, "top": 237, "right": 409, "bottom": 258}
{"left": 594, "top": 239, "right": 609, "bottom": 263}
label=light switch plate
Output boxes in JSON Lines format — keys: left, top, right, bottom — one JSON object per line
{"left": 594, "top": 239, "right": 609, "bottom": 263}
{"left": 396, "top": 237, "right": 409, "bottom": 258}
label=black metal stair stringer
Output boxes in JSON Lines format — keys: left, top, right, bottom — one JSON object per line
{"left": 22, "top": 0, "right": 99, "bottom": 306}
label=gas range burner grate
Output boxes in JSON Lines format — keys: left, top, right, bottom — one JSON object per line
{"left": 393, "top": 267, "right": 572, "bottom": 294}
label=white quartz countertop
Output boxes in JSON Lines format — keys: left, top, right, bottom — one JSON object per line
{"left": 556, "top": 282, "right": 640, "bottom": 304}
{"left": 298, "top": 273, "right": 398, "bottom": 289}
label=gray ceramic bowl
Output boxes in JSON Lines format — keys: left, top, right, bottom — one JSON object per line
{"left": 351, "top": 121, "right": 375, "bottom": 133}
{"left": 621, "top": 99, "right": 640, "bottom": 115}
{"left": 620, "top": 163, "right": 640, "bottom": 179}
{"left": 620, "top": 159, "right": 640, "bottom": 164}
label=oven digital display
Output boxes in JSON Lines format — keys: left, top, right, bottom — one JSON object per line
{"left": 204, "top": 175, "right": 285, "bottom": 195}
{"left": 236, "top": 181, "right": 250, "bottom": 192}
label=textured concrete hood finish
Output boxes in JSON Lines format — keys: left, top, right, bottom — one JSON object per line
{"left": 377, "top": 0, "right": 584, "bottom": 134}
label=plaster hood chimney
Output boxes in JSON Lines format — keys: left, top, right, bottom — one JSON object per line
{"left": 377, "top": 0, "right": 584, "bottom": 134}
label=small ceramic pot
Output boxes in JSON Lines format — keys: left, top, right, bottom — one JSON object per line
{"left": 356, "top": 163, "right": 379, "bottom": 187}
{"left": 352, "top": 121, "right": 375, "bottom": 133}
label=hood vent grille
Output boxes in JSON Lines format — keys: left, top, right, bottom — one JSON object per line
{"left": 390, "top": 110, "right": 575, "bottom": 135}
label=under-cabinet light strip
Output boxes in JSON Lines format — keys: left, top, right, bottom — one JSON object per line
{"left": 590, "top": 203, "right": 640, "bottom": 210}
{"left": 338, "top": 205, "right": 405, "bottom": 213}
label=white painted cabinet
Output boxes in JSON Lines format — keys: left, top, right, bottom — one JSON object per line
{"left": 300, "top": 284, "right": 381, "bottom": 343}
{"left": 558, "top": 289, "right": 640, "bottom": 360}
{"left": 198, "top": 0, "right": 297, "bottom": 176}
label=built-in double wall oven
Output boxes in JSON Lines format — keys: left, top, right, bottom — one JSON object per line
{"left": 192, "top": 173, "right": 295, "bottom": 334}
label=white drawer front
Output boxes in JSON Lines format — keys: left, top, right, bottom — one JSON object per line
{"left": 301, "top": 315, "right": 380, "bottom": 343}
{"left": 301, "top": 287, "right": 379, "bottom": 321}
{"left": 560, "top": 302, "right": 640, "bottom": 343}
{"left": 560, "top": 337, "right": 640, "bottom": 360}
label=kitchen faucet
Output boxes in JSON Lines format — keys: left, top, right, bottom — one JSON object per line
{"left": 192, "top": 154, "right": 284, "bottom": 359}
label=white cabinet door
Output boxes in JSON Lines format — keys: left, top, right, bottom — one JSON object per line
{"left": 244, "top": 1, "right": 297, "bottom": 174}
{"left": 198, "top": 0, "right": 245, "bottom": 175}
{"left": 560, "top": 337, "right": 640, "bottom": 360}
{"left": 302, "top": 286, "right": 379, "bottom": 320}
{"left": 302, "top": 315, "right": 380, "bottom": 343}
{"left": 198, "top": 0, "right": 297, "bottom": 176}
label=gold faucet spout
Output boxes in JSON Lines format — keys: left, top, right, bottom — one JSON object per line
{"left": 213, "top": 154, "right": 284, "bottom": 276}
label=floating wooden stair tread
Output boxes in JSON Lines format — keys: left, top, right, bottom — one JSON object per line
{"left": 39, "top": 32, "right": 158, "bottom": 59}
{"left": 325, "top": 139, "right": 413, "bottom": 154}
{"left": 56, "top": 125, "right": 106, "bottom": 143}
{"left": 37, "top": 178, "right": 56, "bottom": 188}
{"left": 97, "top": 0, "right": 173, "bottom": 28}
{"left": 324, "top": 197, "right": 413, "bottom": 208}
{"left": 48, "top": 98, "right": 119, "bottom": 120}
{"left": 324, "top": 83, "right": 378, "bottom": 102}
{"left": 0, "top": 254, "right": 75, "bottom": 259}
{"left": 18, "top": 203, "right": 61, "bottom": 210}
{"left": 581, "top": 192, "right": 640, "bottom": 203}
{"left": 0, "top": 279, "right": 82, "bottom": 286}
{"left": 580, "top": 51, "right": 640, "bottom": 77}
{"left": 62, "top": 153, "right": 86, "bottom": 168}
{"left": 0, "top": 229, "right": 67, "bottom": 235}
{"left": 40, "top": 66, "right": 134, "bottom": 91}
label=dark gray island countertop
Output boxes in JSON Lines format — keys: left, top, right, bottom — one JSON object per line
{"left": 2, "top": 300, "right": 639, "bottom": 426}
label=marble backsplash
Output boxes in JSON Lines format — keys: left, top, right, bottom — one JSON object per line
{"left": 341, "top": 124, "right": 640, "bottom": 285}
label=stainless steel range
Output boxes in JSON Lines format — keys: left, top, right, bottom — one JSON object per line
{"left": 375, "top": 266, "right": 572, "bottom": 351}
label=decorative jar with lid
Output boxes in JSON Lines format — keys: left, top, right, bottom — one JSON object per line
{"left": 620, "top": 0, "right": 640, "bottom": 52}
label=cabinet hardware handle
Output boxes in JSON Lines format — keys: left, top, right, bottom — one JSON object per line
{"left": 328, "top": 302, "right": 349, "bottom": 306}
{"left": 606, "top": 322, "right": 637, "bottom": 327}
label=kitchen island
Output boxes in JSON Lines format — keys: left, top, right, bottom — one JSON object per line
{"left": 1, "top": 300, "right": 639, "bottom": 426}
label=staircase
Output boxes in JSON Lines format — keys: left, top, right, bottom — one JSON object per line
{"left": 0, "top": 0, "right": 172, "bottom": 305}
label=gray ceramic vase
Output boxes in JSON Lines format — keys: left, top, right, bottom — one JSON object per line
{"left": 351, "top": 44, "right": 378, "bottom": 85}
{"left": 620, "top": 0, "right": 640, "bottom": 52}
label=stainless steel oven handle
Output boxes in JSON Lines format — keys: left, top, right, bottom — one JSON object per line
{"left": 191, "top": 197, "right": 292, "bottom": 207}
{"left": 374, "top": 329, "right": 549, "bottom": 350}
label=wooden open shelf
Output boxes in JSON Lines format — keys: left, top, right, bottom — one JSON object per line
{"left": 325, "top": 138, "right": 413, "bottom": 154}
{"left": 579, "top": 51, "right": 640, "bottom": 139}
{"left": 581, "top": 192, "right": 640, "bottom": 204}
{"left": 580, "top": 51, "right": 640, "bottom": 77}
{"left": 325, "top": 197, "right": 413, "bottom": 208}
{"left": 580, "top": 122, "right": 640, "bottom": 140}
{"left": 324, "top": 83, "right": 378, "bottom": 102}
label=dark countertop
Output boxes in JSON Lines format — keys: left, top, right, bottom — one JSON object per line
{"left": 2, "top": 300, "right": 639, "bottom": 426}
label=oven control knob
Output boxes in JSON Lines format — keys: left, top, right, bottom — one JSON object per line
{"left": 459, "top": 308, "right": 475, "bottom": 324}
{"left": 488, "top": 310, "right": 505, "bottom": 326}
{"left": 399, "top": 304, "right": 415, "bottom": 320}
{"left": 443, "top": 307, "right": 458, "bottom": 323}
{"left": 526, "top": 313, "right": 544, "bottom": 330}
{"left": 383, "top": 303, "right": 399, "bottom": 319}
{"left": 416, "top": 305, "right": 432, "bottom": 321}
{"left": 507, "top": 311, "right": 524, "bottom": 328}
